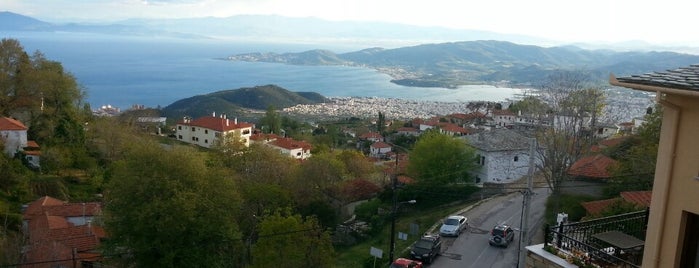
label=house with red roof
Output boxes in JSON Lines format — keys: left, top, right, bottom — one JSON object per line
{"left": 370, "top": 141, "right": 392, "bottom": 158}
{"left": 268, "top": 137, "right": 313, "bottom": 160}
{"left": 250, "top": 133, "right": 312, "bottom": 159}
{"left": 22, "top": 196, "right": 105, "bottom": 268}
{"left": 0, "top": 117, "right": 41, "bottom": 167}
{"left": 491, "top": 109, "right": 516, "bottom": 128}
{"left": 359, "top": 132, "right": 383, "bottom": 142}
{"left": 396, "top": 127, "right": 420, "bottom": 136}
{"left": 567, "top": 154, "right": 618, "bottom": 179}
{"left": 581, "top": 191, "right": 652, "bottom": 217}
{"left": 175, "top": 114, "right": 254, "bottom": 148}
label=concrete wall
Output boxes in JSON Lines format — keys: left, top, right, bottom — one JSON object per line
{"left": 642, "top": 93, "right": 699, "bottom": 267}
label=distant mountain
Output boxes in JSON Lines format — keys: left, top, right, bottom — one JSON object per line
{"left": 0, "top": 11, "right": 52, "bottom": 30}
{"left": 162, "top": 84, "right": 327, "bottom": 119}
{"left": 0, "top": 11, "right": 548, "bottom": 46}
{"left": 228, "top": 40, "right": 699, "bottom": 88}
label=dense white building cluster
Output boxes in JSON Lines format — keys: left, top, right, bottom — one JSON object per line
{"left": 284, "top": 87, "right": 654, "bottom": 122}
{"left": 283, "top": 97, "right": 481, "bottom": 120}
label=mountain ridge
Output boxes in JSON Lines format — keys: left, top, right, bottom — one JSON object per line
{"left": 161, "top": 84, "right": 327, "bottom": 119}
{"left": 227, "top": 40, "right": 699, "bottom": 88}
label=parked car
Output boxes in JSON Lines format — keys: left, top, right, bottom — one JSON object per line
{"left": 409, "top": 234, "right": 442, "bottom": 263}
{"left": 390, "top": 257, "right": 423, "bottom": 268}
{"left": 439, "top": 215, "right": 468, "bottom": 236}
{"left": 488, "top": 223, "right": 515, "bottom": 247}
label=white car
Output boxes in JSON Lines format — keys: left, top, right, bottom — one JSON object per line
{"left": 439, "top": 215, "right": 468, "bottom": 237}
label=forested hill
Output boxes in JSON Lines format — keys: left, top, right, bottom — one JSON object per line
{"left": 228, "top": 40, "right": 699, "bottom": 88}
{"left": 162, "top": 84, "right": 327, "bottom": 119}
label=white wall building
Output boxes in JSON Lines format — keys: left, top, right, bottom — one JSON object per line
{"left": 465, "top": 129, "right": 539, "bottom": 184}
{"left": 175, "top": 115, "right": 253, "bottom": 148}
{"left": 0, "top": 117, "right": 28, "bottom": 156}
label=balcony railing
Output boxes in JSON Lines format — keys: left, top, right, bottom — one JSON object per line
{"left": 544, "top": 209, "right": 649, "bottom": 268}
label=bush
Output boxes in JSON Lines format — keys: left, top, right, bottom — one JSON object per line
{"left": 545, "top": 193, "right": 596, "bottom": 224}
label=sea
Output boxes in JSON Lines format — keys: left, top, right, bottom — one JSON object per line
{"left": 2, "top": 31, "right": 525, "bottom": 110}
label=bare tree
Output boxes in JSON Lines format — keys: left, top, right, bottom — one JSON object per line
{"left": 535, "top": 71, "right": 606, "bottom": 199}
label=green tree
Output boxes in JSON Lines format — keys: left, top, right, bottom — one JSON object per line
{"left": 259, "top": 105, "right": 282, "bottom": 134}
{"left": 604, "top": 106, "right": 662, "bottom": 196}
{"left": 251, "top": 210, "right": 334, "bottom": 268}
{"left": 103, "top": 141, "right": 244, "bottom": 267}
{"left": 508, "top": 95, "right": 551, "bottom": 115}
{"left": 336, "top": 150, "right": 377, "bottom": 180}
{"left": 407, "top": 130, "right": 476, "bottom": 185}
{"left": 377, "top": 111, "right": 386, "bottom": 134}
{"left": 295, "top": 152, "right": 347, "bottom": 204}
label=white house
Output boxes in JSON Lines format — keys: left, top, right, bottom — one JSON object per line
{"left": 465, "top": 129, "right": 539, "bottom": 184}
{"left": 0, "top": 117, "right": 40, "bottom": 167}
{"left": 268, "top": 137, "right": 313, "bottom": 160}
{"left": 370, "top": 141, "right": 392, "bottom": 157}
{"left": 175, "top": 115, "right": 253, "bottom": 148}
{"left": 0, "top": 117, "right": 28, "bottom": 156}
{"left": 491, "top": 109, "right": 516, "bottom": 128}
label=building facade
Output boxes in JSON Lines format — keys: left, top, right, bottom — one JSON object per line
{"left": 465, "top": 129, "right": 538, "bottom": 184}
{"left": 611, "top": 65, "right": 699, "bottom": 268}
{"left": 175, "top": 115, "right": 254, "bottom": 148}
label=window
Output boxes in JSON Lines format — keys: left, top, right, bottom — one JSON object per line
{"left": 480, "top": 156, "right": 486, "bottom": 166}
{"left": 297, "top": 152, "right": 301, "bottom": 156}
{"left": 191, "top": 127, "right": 195, "bottom": 131}
{"left": 178, "top": 135, "right": 182, "bottom": 139}
{"left": 243, "top": 129, "right": 250, "bottom": 135}
{"left": 192, "top": 137, "right": 196, "bottom": 141}
{"left": 205, "top": 130, "right": 208, "bottom": 134}
{"left": 178, "top": 126, "right": 181, "bottom": 130}
{"left": 514, "top": 156, "right": 519, "bottom": 162}
{"left": 205, "top": 139, "right": 208, "bottom": 144}
{"left": 680, "top": 212, "right": 699, "bottom": 268}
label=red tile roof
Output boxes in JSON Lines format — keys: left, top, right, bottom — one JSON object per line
{"left": 179, "top": 116, "right": 253, "bottom": 132}
{"left": 250, "top": 133, "right": 282, "bottom": 142}
{"left": 581, "top": 198, "right": 620, "bottom": 216}
{"left": 581, "top": 191, "right": 652, "bottom": 216}
{"left": 269, "top": 137, "right": 312, "bottom": 150}
{"left": 439, "top": 123, "right": 468, "bottom": 134}
{"left": 371, "top": 141, "right": 392, "bottom": 149}
{"left": 23, "top": 196, "right": 106, "bottom": 267}
{"left": 26, "top": 140, "right": 40, "bottom": 148}
{"left": 360, "top": 132, "right": 383, "bottom": 140}
{"left": 620, "top": 191, "right": 652, "bottom": 207}
{"left": 0, "top": 117, "right": 27, "bottom": 130}
{"left": 567, "top": 154, "right": 618, "bottom": 179}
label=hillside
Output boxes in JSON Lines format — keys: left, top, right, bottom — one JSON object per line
{"left": 228, "top": 40, "right": 699, "bottom": 88}
{"left": 162, "top": 84, "right": 327, "bottom": 119}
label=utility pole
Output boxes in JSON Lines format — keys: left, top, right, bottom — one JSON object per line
{"left": 388, "top": 152, "right": 399, "bottom": 264}
{"left": 518, "top": 138, "right": 536, "bottom": 268}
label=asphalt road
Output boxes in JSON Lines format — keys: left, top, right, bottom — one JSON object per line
{"left": 429, "top": 187, "right": 550, "bottom": 268}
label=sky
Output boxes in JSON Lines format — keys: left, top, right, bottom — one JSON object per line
{"left": 3, "top": 0, "right": 699, "bottom": 46}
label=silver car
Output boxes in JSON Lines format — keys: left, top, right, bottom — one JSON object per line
{"left": 439, "top": 215, "right": 468, "bottom": 237}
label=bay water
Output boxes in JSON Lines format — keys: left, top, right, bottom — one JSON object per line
{"left": 3, "top": 32, "right": 524, "bottom": 110}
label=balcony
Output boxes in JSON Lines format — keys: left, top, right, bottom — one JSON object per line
{"left": 543, "top": 209, "right": 649, "bottom": 268}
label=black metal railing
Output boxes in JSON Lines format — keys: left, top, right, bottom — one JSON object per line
{"left": 544, "top": 209, "right": 649, "bottom": 268}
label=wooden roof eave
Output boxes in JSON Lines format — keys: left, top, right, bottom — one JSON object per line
{"left": 610, "top": 74, "right": 699, "bottom": 98}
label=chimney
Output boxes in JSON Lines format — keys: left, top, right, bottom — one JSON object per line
{"left": 212, "top": 111, "right": 216, "bottom": 117}
{"left": 234, "top": 117, "right": 238, "bottom": 124}
{"left": 226, "top": 119, "right": 229, "bottom": 126}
